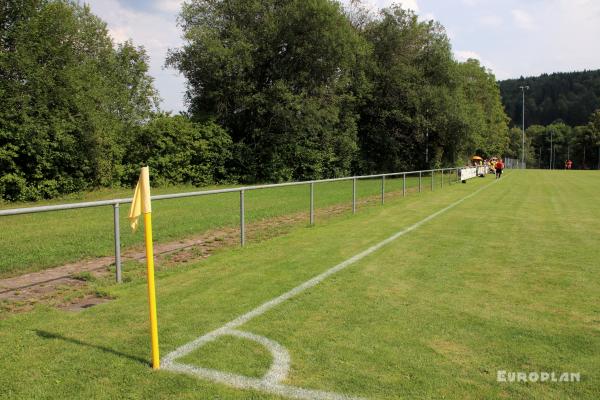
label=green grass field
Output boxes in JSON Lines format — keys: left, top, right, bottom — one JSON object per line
{"left": 1, "top": 170, "right": 598, "bottom": 399}
{"left": 0, "top": 171, "right": 448, "bottom": 277}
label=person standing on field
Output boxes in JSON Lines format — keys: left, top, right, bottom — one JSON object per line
{"left": 495, "top": 159, "right": 504, "bottom": 179}
{"left": 566, "top": 159, "right": 573, "bottom": 170}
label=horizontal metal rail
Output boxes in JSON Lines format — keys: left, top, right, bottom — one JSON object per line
{"left": 0, "top": 168, "right": 460, "bottom": 217}
{"left": 0, "top": 167, "right": 462, "bottom": 283}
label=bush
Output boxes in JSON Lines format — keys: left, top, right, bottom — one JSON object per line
{"left": 125, "top": 115, "right": 233, "bottom": 187}
{"left": 0, "top": 174, "right": 28, "bottom": 202}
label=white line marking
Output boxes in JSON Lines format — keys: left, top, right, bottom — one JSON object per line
{"left": 163, "top": 178, "right": 499, "bottom": 399}
{"left": 228, "top": 329, "right": 290, "bottom": 384}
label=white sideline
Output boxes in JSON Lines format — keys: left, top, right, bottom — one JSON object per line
{"left": 162, "top": 177, "right": 500, "bottom": 399}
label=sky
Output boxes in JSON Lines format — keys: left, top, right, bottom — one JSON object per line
{"left": 87, "top": 0, "right": 600, "bottom": 113}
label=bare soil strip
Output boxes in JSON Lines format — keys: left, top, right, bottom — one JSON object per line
{"left": 0, "top": 188, "right": 421, "bottom": 311}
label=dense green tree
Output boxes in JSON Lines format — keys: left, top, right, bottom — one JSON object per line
{"left": 518, "top": 118, "right": 600, "bottom": 170}
{"left": 167, "top": 0, "right": 371, "bottom": 182}
{"left": 585, "top": 109, "right": 600, "bottom": 168}
{"left": 355, "top": 6, "right": 453, "bottom": 172}
{"left": 354, "top": 6, "right": 508, "bottom": 172}
{"left": 0, "top": 0, "right": 158, "bottom": 200}
{"left": 453, "top": 59, "right": 510, "bottom": 160}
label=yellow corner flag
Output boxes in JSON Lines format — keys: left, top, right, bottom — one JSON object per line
{"left": 128, "top": 167, "right": 152, "bottom": 232}
{"left": 129, "top": 166, "right": 160, "bottom": 370}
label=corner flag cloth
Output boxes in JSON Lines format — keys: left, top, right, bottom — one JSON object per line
{"left": 128, "top": 166, "right": 152, "bottom": 232}
{"left": 128, "top": 166, "right": 160, "bottom": 370}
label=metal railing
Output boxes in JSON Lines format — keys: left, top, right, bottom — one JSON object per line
{"left": 504, "top": 158, "right": 526, "bottom": 169}
{"left": 0, "top": 167, "right": 461, "bottom": 282}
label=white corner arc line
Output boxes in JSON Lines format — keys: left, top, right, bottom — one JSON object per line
{"left": 162, "top": 178, "right": 501, "bottom": 399}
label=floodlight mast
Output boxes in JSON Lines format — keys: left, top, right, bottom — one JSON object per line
{"left": 550, "top": 129, "right": 554, "bottom": 170}
{"left": 425, "top": 108, "right": 429, "bottom": 164}
{"left": 519, "top": 85, "right": 529, "bottom": 168}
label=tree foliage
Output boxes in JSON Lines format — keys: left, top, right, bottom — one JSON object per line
{"left": 125, "top": 115, "right": 232, "bottom": 187}
{"left": 2, "top": 0, "right": 516, "bottom": 201}
{"left": 506, "top": 109, "right": 600, "bottom": 170}
{"left": 0, "top": 0, "right": 159, "bottom": 200}
{"left": 356, "top": 7, "right": 455, "bottom": 172}
{"left": 170, "top": 1, "right": 510, "bottom": 179}
{"left": 168, "top": 0, "right": 371, "bottom": 182}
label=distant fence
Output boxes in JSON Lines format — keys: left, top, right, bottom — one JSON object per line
{"left": 0, "top": 167, "right": 464, "bottom": 282}
{"left": 504, "top": 158, "right": 526, "bottom": 169}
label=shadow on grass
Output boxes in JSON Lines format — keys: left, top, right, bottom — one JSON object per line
{"left": 35, "top": 330, "right": 149, "bottom": 366}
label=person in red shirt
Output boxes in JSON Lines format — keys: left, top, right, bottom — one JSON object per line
{"left": 566, "top": 159, "right": 573, "bottom": 170}
{"left": 495, "top": 159, "right": 504, "bottom": 179}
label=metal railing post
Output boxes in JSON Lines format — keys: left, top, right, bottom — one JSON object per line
{"left": 431, "top": 170, "right": 434, "bottom": 191}
{"left": 113, "top": 203, "right": 122, "bottom": 283}
{"left": 352, "top": 178, "right": 357, "bottom": 214}
{"left": 403, "top": 173, "right": 406, "bottom": 197}
{"left": 419, "top": 171, "right": 422, "bottom": 192}
{"left": 441, "top": 170, "right": 444, "bottom": 189}
{"left": 240, "top": 190, "right": 245, "bottom": 247}
{"left": 310, "top": 182, "right": 314, "bottom": 225}
{"left": 381, "top": 175, "right": 385, "bottom": 205}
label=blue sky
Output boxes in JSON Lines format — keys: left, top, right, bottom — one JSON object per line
{"left": 87, "top": 0, "right": 600, "bottom": 113}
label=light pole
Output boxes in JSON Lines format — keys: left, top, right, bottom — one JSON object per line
{"left": 425, "top": 126, "right": 429, "bottom": 164}
{"left": 550, "top": 129, "right": 553, "bottom": 170}
{"left": 519, "top": 85, "right": 529, "bottom": 168}
{"left": 425, "top": 108, "right": 429, "bottom": 165}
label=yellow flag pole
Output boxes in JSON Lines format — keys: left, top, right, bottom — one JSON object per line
{"left": 133, "top": 166, "right": 160, "bottom": 370}
{"left": 144, "top": 212, "right": 160, "bottom": 369}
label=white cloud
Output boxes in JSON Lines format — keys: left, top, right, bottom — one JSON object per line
{"left": 454, "top": 49, "right": 507, "bottom": 78}
{"left": 421, "top": 12, "right": 436, "bottom": 22}
{"left": 88, "top": 0, "right": 186, "bottom": 112}
{"left": 455, "top": 50, "right": 482, "bottom": 62}
{"left": 544, "top": 0, "right": 600, "bottom": 71}
{"left": 156, "top": 0, "right": 184, "bottom": 13}
{"left": 479, "top": 15, "right": 503, "bottom": 28}
{"left": 395, "top": 0, "right": 419, "bottom": 12}
{"left": 511, "top": 9, "right": 536, "bottom": 30}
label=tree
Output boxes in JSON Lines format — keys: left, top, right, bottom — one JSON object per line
{"left": 356, "top": 6, "right": 456, "bottom": 172}
{"left": 586, "top": 109, "right": 600, "bottom": 169}
{"left": 355, "top": 5, "right": 509, "bottom": 172}
{"left": 524, "top": 125, "right": 546, "bottom": 167}
{"left": 168, "top": 0, "right": 370, "bottom": 182}
{"left": 0, "top": 0, "right": 158, "bottom": 200}
{"left": 453, "top": 59, "right": 510, "bottom": 160}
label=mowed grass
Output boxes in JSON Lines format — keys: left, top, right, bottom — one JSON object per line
{"left": 0, "top": 170, "right": 449, "bottom": 278}
{"left": 2, "top": 170, "right": 597, "bottom": 399}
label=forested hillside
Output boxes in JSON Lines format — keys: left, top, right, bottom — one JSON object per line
{"left": 499, "top": 70, "right": 600, "bottom": 127}
{"left": 499, "top": 70, "right": 600, "bottom": 170}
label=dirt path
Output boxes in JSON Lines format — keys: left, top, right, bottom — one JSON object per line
{"left": 0, "top": 188, "right": 422, "bottom": 312}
